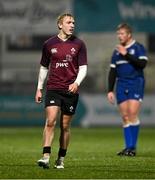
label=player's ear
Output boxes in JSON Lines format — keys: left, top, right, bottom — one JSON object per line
{"left": 58, "top": 23, "right": 62, "bottom": 29}
{"left": 128, "top": 33, "right": 132, "bottom": 39}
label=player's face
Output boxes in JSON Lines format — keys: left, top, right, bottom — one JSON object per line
{"left": 59, "top": 16, "right": 75, "bottom": 36}
{"left": 117, "top": 28, "right": 131, "bottom": 45}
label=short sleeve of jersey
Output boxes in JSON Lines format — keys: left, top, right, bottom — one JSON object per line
{"left": 136, "top": 43, "right": 148, "bottom": 60}
{"left": 110, "top": 50, "right": 117, "bottom": 68}
{"left": 40, "top": 42, "right": 50, "bottom": 68}
{"left": 78, "top": 41, "right": 87, "bottom": 66}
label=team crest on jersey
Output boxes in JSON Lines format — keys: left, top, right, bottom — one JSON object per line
{"left": 129, "top": 49, "right": 135, "bottom": 55}
{"left": 51, "top": 48, "right": 57, "bottom": 54}
{"left": 66, "top": 54, "right": 73, "bottom": 61}
{"left": 71, "top": 47, "right": 76, "bottom": 54}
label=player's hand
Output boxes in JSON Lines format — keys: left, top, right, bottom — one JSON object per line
{"left": 35, "top": 89, "right": 43, "bottom": 103}
{"left": 116, "top": 45, "right": 127, "bottom": 56}
{"left": 107, "top": 92, "right": 115, "bottom": 105}
{"left": 68, "top": 82, "right": 79, "bottom": 94}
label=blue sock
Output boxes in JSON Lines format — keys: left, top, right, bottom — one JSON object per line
{"left": 130, "top": 124, "right": 140, "bottom": 149}
{"left": 123, "top": 125, "right": 133, "bottom": 149}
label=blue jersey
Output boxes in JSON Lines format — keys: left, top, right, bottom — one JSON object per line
{"left": 110, "top": 40, "right": 148, "bottom": 79}
{"left": 110, "top": 40, "right": 148, "bottom": 104}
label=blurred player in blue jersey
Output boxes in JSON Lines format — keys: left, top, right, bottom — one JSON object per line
{"left": 107, "top": 23, "right": 148, "bottom": 156}
{"left": 35, "top": 13, "right": 87, "bottom": 168}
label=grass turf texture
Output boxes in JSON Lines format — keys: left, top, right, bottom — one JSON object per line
{"left": 0, "top": 127, "right": 155, "bottom": 179}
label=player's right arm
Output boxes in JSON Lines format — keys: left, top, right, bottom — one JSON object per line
{"left": 35, "top": 41, "right": 50, "bottom": 103}
{"left": 107, "top": 52, "right": 117, "bottom": 105}
{"left": 35, "top": 65, "right": 48, "bottom": 103}
{"left": 107, "top": 67, "right": 116, "bottom": 105}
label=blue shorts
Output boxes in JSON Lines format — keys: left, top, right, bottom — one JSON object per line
{"left": 116, "top": 77, "right": 145, "bottom": 104}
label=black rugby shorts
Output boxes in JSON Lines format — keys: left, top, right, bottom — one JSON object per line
{"left": 45, "top": 90, "right": 79, "bottom": 115}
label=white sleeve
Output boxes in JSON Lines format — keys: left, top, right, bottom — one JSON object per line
{"left": 37, "top": 65, "right": 48, "bottom": 90}
{"left": 74, "top": 65, "right": 87, "bottom": 86}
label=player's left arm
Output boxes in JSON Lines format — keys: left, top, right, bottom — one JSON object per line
{"left": 68, "top": 65, "right": 87, "bottom": 93}
{"left": 74, "top": 65, "right": 87, "bottom": 86}
{"left": 117, "top": 44, "right": 148, "bottom": 69}
{"left": 124, "top": 53, "right": 148, "bottom": 69}
{"left": 69, "top": 40, "right": 88, "bottom": 93}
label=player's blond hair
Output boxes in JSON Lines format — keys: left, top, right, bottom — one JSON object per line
{"left": 57, "top": 13, "right": 74, "bottom": 29}
{"left": 117, "top": 23, "right": 132, "bottom": 35}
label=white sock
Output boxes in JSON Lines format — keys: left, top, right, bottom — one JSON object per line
{"left": 59, "top": 157, "right": 64, "bottom": 161}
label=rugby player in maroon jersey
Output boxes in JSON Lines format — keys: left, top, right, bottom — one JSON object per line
{"left": 35, "top": 13, "right": 87, "bottom": 169}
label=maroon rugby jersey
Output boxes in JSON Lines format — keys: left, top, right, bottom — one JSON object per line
{"left": 40, "top": 35, "right": 87, "bottom": 91}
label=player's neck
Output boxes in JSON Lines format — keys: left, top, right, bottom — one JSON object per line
{"left": 58, "top": 33, "right": 71, "bottom": 41}
{"left": 124, "top": 38, "right": 133, "bottom": 46}
{"left": 124, "top": 39, "right": 135, "bottom": 48}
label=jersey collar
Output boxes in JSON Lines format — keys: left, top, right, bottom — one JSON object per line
{"left": 125, "top": 40, "right": 136, "bottom": 49}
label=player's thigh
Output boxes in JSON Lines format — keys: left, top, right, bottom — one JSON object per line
{"left": 46, "top": 106, "right": 60, "bottom": 119}
{"left": 128, "top": 99, "right": 141, "bottom": 116}
{"left": 45, "top": 106, "right": 60, "bottom": 127}
{"left": 118, "top": 100, "right": 129, "bottom": 117}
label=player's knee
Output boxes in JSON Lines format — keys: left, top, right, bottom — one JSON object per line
{"left": 128, "top": 111, "right": 138, "bottom": 120}
{"left": 122, "top": 114, "right": 129, "bottom": 122}
{"left": 61, "top": 123, "right": 70, "bottom": 132}
{"left": 46, "top": 119, "right": 56, "bottom": 127}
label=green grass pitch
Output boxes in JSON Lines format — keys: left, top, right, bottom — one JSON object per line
{"left": 0, "top": 127, "right": 155, "bottom": 179}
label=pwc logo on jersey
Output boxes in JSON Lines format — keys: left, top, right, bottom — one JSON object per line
{"left": 56, "top": 62, "right": 68, "bottom": 68}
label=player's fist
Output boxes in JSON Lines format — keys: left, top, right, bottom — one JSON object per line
{"left": 107, "top": 92, "right": 115, "bottom": 105}
{"left": 116, "top": 45, "right": 127, "bottom": 56}
{"left": 35, "top": 89, "right": 42, "bottom": 103}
